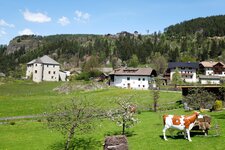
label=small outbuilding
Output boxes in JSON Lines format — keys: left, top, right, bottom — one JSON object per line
{"left": 199, "top": 75, "right": 221, "bottom": 84}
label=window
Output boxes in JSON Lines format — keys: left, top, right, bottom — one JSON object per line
{"left": 53, "top": 71, "right": 56, "bottom": 74}
{"left": 35, "top": 64, "right": 37, "bottom": 66}
{"left": 51, "top": 76, "right": 54, "bottom": 79}
{"left": 127, "top": 77, "right": 130, "bottom": 80}
{"left": 53, "top": 65, "right": 55, "bottom": 68}
{"left": 35, "top": 70, "right": 37, "bottom": 73}
{"left": 138, "top": 85, "right": 140, "bottom": 87}
{"left": 138, "top": 78, "right": 141, "bottom": 81}
{"left": 48, "top": 71, "right": 51, "bottom": 74}
{"left": 143, "top": 85, "right": 145, "bottom": 87}
{"left": 143, "top": 78, "right": 145, "bottom": 81}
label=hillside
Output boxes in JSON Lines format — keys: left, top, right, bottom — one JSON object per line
{"left": 1, "top": 15, "right": 225, "bottom": 77}
{"left": 165, "top": 15, "right": 225, "bottom": 37}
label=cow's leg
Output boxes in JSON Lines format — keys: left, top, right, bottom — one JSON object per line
{"left": 205, "top": 130, "right": 208, "bottom": 136}
{"left": 169, "top": 129, "right": 175, "bottom": 138}
{"left": 183, "top": 130, "right": 187, "bottom": 139}
{"left": 186, "top": 129, "right": 192, "bottom": 142}
{"left": 163, "top": 126, "right": 168, "bottom": 141}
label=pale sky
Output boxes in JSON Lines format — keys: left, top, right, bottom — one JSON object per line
{"left": 1, "top": 0, "right": 225, "bottom": 44}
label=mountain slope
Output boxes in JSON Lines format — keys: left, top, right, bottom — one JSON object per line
{"left": 165, "top": 15, "right": 225, "bottom": 37}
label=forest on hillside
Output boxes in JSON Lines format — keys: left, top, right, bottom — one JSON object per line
{"left": 1, "top": 15, "right": 225, "bottom": 78}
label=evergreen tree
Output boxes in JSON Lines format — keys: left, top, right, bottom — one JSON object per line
{"left": 128, "top": 54, "right": 139, "bottom": 67}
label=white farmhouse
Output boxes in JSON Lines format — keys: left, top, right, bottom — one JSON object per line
{"left": 109, "top": 67, "right": 157, "bottom": 90}
{"left": 199, "top": 61, "right": 225, "bottom": 76}
{"left": 165, "top": 62, "right": 199, "bottom": 83}
{"left": 26, "top": 55, "right": 60, "bottom": 82}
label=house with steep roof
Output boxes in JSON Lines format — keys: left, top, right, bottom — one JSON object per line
{"left": 165, "top": 62, "right": 199, "bottom": 83}
{"left": 26, "top": 55, "right": 60, "bottom": 82}
{"left": 199, "top": 61, "right": 225, "bottom": 76}
{"left": 109, "top": 67, "right": 157, "bottom": 90}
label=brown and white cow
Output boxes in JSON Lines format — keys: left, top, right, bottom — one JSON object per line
{"left": 162, "top": 111, "right": 200, "bottom": 142}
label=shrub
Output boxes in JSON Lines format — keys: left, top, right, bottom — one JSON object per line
{"left": 183, "top": 88, "right": 216, "bottom": 110}
{"left": 214, "top": 100, "right": 223, "bottom": 111}
{"left": 76, "top": 72, "right": 90, "bottom": 81}
{"left": 9, "top": 121, "right": 16, "bottom": 125}
{"left": 76, "top": 70, "right": 102, "bottom": 81}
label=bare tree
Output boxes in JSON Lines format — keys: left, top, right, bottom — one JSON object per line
{"left": 107, "top": 96, "right": 138, "bottom": 135}
{"left": 46, "top": 97, "right": 102, "bottom": 150}
{"left": 151, "top": 77, "right": 161, "bottom": 112}
{"left": 153, "top": 89, "right": 159, "bottom": 112}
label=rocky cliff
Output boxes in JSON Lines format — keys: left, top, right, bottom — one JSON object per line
{"left": 6, "top": 35, "right": 43, "bottom": 54}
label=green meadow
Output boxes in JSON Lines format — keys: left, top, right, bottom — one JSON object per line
{"left": 0, "top": 81, "right": 181, "bottom": 117}
{"left": 0, "top": 81, "right": 225, "bottom": 150}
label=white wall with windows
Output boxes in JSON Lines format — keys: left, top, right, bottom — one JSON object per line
{"left": 32, "top": 63, "right": 43, "bottom": 82}
{"left": 205, "top": 68, "right": 214, "bottom": 75}
{"left": 112, "top": 75, "right": 151, "bottom": 90}
{"left": 42, "top": 64, "right": 60, "bottom": 81}
{"left": 170, "top": 67, "right": 197, "bottom": 83}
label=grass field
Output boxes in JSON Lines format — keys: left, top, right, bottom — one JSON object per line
{"left": 0, "top": 81, "right": 182, "bottom": 117}
{"left": 0, "top": 80, "right": 225, "bottom": 150}
{"left": 0, "top": 110, "right": 224, "bottom": 150}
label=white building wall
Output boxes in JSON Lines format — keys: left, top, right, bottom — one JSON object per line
{"left": 205, "top": 68, "right": 214, "bottom": 75}
{"left": 204, "top": 67, "right": 225, "bottom": 77}
{"left": 42, "top": 64, "right": 59, "bottom": 81}
{"left": 200, "top": 79, "right": 220, "bottom": 84}
{"left": 112, "top": 75, "right": 150, "bottom": 90}
{"left": 170, "top": 67, "right": 197, "bottom": 83}
{"left": 32, "top": 63, "right": 43, "bottom": 82}
{"left": 26, "top": 65, "right": 33, "bottom": 79}
{"left": 59, "top": 71, "right": 67, "bottom": 81}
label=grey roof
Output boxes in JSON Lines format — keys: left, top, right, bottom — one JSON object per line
{"left": 27, "top": 55, "right": 59, "bottom": 65}
{"left": 199, "top": 75, "right": 221, "bottom": 79}
{"left": 168, "top": 62, "right": 199, "bottom": 69}
{"left": 109, "top": 67, "right": 156, "bottom": 76}
{"left": 27, "top": 59, "right": 36, "bottom": 65}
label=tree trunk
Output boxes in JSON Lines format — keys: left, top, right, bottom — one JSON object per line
{"left": 122, "top": 115, "right": 125, "bottom": 135}
{"left": 122, "top": 122, "right": 125, "bottom": 135}
{"left": 65, "top": 124, "right": 76, "bottom": 150}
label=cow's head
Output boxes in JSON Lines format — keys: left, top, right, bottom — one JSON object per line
{"left": 194, "top": 111, "right": 200, "bottom": 116}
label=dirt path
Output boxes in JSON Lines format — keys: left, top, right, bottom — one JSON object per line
{"left": 0, "top": 114, "right": 43, "bottom": 121}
